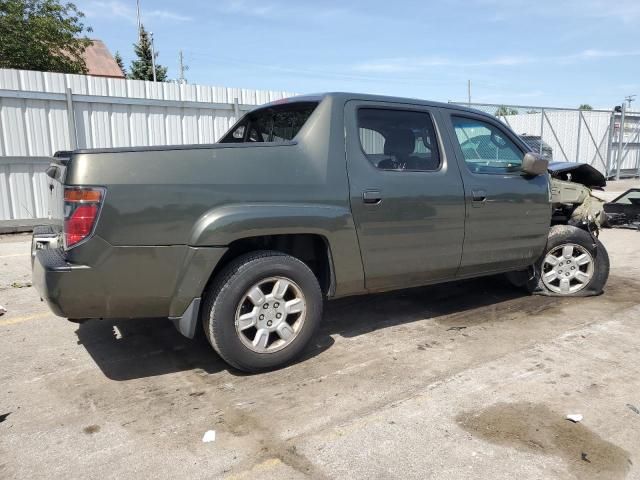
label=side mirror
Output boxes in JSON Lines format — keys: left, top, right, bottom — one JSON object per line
{"left": 521, "top": 152, "right": 548, "bottom": 176}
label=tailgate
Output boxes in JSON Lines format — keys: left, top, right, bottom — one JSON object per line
{"left": 31, "top": 151, "right": 71, "bottom": 259}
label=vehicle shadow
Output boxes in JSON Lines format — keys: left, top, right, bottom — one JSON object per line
{"left": 75, "top": 275, "right": 526, "bottom": 381}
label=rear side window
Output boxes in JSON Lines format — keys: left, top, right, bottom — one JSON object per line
{"left": 220, "top": 102, "right": 318, "bottom": 143}
{"left": 357, "top": 108, "right": 441, "bottom": 171}
{"left": 451, "top": 116, "right": 523, "bottom": 174}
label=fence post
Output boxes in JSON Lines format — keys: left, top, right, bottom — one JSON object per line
{"left": 65, "top": 88, "right": 78, "bottom": 150}
{"left": 539, "top": 108, "right": 544, "bottom": 155}
{"left": 605, "top": 112, "right": 615, "bottom": 178}
{"left": 616, "top": 103, "right": 626, "bottom": 181}
{"left": 233, "top": 97, "right": 240, "bottom": 119}
{"left": 575, "top": 111, "right": 582, "bottom": 161}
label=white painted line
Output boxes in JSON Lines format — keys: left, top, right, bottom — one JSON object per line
{"left": 0, "top": 312, "right": 50, "bottom": 326}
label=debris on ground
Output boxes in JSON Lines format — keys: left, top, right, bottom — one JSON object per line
{"left": 0, "top": 305, "right": 6, "bottom": 316}
{"left": 10, "top": 281, "right": 32, "bottom": 289}
{"left": 581, "top": 452, "right": 591, "bottom": 463}
{"left": 202, "top": 430, "right": 216, "bottom": 443}
{"left": 447, "top": 326, "right": 467, "bottom": 331}
{"left": 0, "top": 412, "right": 11, "bottom": 423}
{"left": 626, "top": 404, "right": 640, "bottom": 415}
{"left": 566, "top": 414, "right": 583, "bottom": 423}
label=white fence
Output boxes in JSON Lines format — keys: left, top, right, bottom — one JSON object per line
{"left": 0, "top": 68, "right": 296, "bottom": 225}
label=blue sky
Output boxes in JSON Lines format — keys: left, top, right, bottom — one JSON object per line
{"left": 76, "top": 0, "right": 640, "bottom": 109}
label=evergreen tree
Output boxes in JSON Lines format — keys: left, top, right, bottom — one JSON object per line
{"left": 578, "top": 104, "right": 593, "bottom": 110}
{"left": 114, "top": 51, "right": 127, "bottom": 78}
{"left": 129, "top": 25, "right": 167, "bottom": 81}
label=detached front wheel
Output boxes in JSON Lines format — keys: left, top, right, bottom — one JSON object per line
{"left": 509, "top": 225, "right": 609, "bottom": 296}
{"left": 202, "top": 251, "right": 323, "bottom": 372}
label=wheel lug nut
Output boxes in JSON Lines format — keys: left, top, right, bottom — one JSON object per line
{"left": 276, "top": 313, "right": 282, "bottom": 319}
{"left": 263, "top": 303, "right": 269, "bottom": 309}
{"left": 274, "top": 302, "right": 279, "bottom": 308}
{"left": 259, "top": 314, "right": 264, "bottom": 320}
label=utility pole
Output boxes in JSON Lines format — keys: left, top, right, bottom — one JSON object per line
{"left": 136, "top": 0, "right": 142, "bottom": 40}
{"left": 150, "top": 31, "right": 157, "bottom": 82}
{"left": 625, "top": 94, "right": 636, "bottom": 110}
{"left": 615, "top": 101, "right": 626, "bottom": 181}
{"left": 178, "top": 50, "right": 188, "bottom": 84}
{"left": 467, "top": 79, "right": 471, "bottom": 106}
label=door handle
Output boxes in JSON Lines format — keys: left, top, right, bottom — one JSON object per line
{"left": 363, "top": 190, "right": 382, "bottom": 204}
{"left": 471, "top": 189, "right": 487, "bottom": 205}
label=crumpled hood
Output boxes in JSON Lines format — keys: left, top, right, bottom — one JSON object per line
{"left": 547, "top": 162, "right": 606, "bottom": 188}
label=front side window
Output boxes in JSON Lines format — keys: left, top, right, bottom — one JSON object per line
{"left": 451, "top": 116, "right": 523, "bottom": 174}
{"left": 220, "top": 102, "right": 318, "bottom": 144}
{"left": 357, "top": 108, "right": 441, "bottom": 171}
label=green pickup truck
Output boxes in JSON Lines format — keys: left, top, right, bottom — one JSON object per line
{"left": 32, "top": 92, "right": 609, "bottom": 372}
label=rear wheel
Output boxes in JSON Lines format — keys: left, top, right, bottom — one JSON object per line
{"left": 202, "top": 251, "right": 322, "bottom": 372}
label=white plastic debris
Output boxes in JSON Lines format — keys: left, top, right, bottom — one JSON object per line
{"left": 0, "top": 305, "right": 6, "bottom": 316}
{"left": 202, "top": 430, "right": 216, "bottom": 443}
{"left": 566, "top": 414, "right": 583, "bottom": 423}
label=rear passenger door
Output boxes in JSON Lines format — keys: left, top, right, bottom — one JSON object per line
{"left": 442, "top": 110, "right": 551, "bottom": 277}
{"left": 345, "top": 101, "right": 466, "bottom": 291}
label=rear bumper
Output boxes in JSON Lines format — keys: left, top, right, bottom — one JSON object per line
{"left": 32, "top": 247, "right": 92, "bottom": 318}
{"left": 32, "top": 233, "right": 227, "bottom": 320}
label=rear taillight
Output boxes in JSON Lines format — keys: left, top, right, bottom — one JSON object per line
{"left": 63, "top": 187, "right": 105, "bottom": 248}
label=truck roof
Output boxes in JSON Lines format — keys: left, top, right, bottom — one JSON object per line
{"left": 261, "top": 92, "right": 489, "bottom": 117}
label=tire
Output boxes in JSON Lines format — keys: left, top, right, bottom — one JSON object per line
{"left": 509, "top": 225, "right": 609, "bottom": 297}
{"left": 201, "top": 250, "right": 323, "bottom": 372}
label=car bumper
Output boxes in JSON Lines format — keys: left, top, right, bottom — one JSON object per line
{"left": 32, "top": 247, "right": 94, "bottom": 318}
{"left": 32, "top": 231, "right": 227, "bottom": 320}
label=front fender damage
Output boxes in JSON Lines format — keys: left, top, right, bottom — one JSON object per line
{"left": 550, "top": 178, "right": 606, "bottom": 231}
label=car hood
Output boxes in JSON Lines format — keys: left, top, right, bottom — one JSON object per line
{"left": 547, "top": 162, "right": 606, "bottom": 188}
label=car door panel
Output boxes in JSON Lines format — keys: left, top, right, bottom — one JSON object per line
{"left": 345, "top": 101, "right": 466, "bottom": 291}
{"left": 441, "top": 110, "right": 551, "bottom": 277}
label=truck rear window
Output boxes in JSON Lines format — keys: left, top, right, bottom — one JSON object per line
{"left": 220, "top": 102, "right": 318, "bottom": 144}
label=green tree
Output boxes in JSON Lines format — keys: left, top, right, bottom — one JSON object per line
{"left": 495, "top": 105, "right": 519, "bottom": 116}
{"left": 129, "top": 25, "right": 167, "bottom": 82}
{"left": 114, "top": 51, "right": 126, "bottom": 78}
{"left": 579, "top": 104, "right": 593, "bottom": 110}
{"left": 0, "top": 0, "right": 92, "bottom": 73}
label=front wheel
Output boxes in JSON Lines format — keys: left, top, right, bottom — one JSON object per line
{"left": 201, "top": 251, "right": 323, "bottom": 372}
{"left": 508, "top": 225, "right": 609, "bottom": 297}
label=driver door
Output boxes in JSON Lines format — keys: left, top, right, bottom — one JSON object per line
{"left": 442, "top": 110, "right": 551, "bottom": 277}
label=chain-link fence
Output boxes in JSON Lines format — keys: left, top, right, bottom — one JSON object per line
{"left": 451, "top": 102, "right": 640, "bottom": 179}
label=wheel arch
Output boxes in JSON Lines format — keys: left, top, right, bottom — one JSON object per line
{"left": 189, "top": 203, "right": 365, "bottom": 298}
{"left": 205, "top": 233, "right": 336, "bottom": 298}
